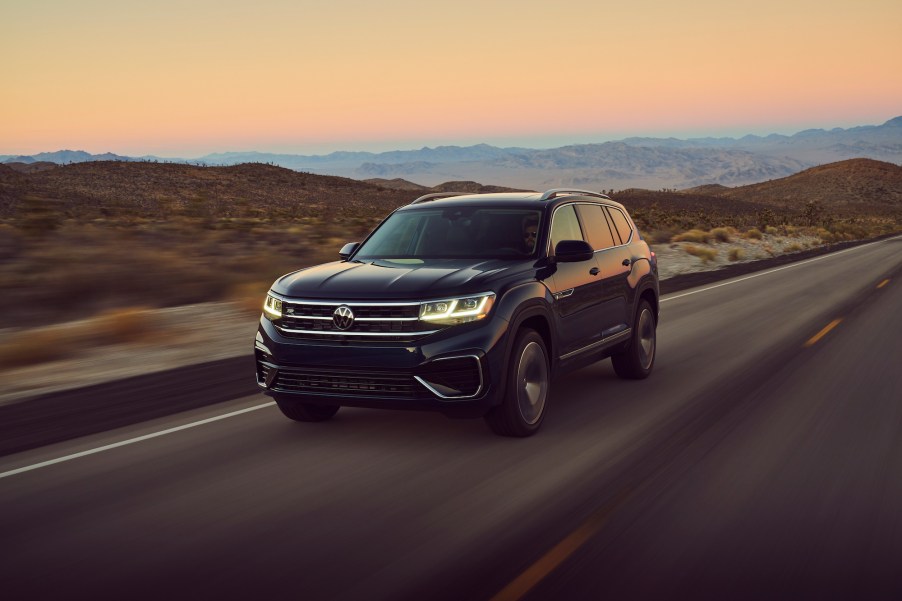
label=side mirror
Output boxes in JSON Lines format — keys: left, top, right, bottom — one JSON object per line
{"left": 554, "top": 240, "right": 594, "bottom": 263}
{"left": 339, "top": 242, "right": 360, "bottom": 260}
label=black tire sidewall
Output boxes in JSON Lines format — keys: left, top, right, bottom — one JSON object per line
{"left": 505, "top": 329, "right": 550, "bottom": 434}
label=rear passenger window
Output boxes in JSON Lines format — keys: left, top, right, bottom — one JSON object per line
{"left": 550, "top": 205, "right": 584, "bottom": 250}
{"left": 576, "top": 204, "right": 617, "bottom": 251}
{"left": 606, "top": 207, "right": 633, "bottom": 244}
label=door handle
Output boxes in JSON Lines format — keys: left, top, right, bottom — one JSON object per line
{"left": 589, "top": 267, "right": 600, "bottom": 276}
{"left": 622, "top": 259, "right": 631, "bottom": 266}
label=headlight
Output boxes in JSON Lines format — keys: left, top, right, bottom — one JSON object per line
{"left": 263, "top": 293, "right": 283, "bottom": 319}
{"left": 420, "top": 293, "right": 495, "bottom": 325}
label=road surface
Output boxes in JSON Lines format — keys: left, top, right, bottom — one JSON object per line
{"left": 1, "top": 236, "right": 900, "bottom": 599}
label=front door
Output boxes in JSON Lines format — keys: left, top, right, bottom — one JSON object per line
{"left": 543, "top": 204, "right": 604, "bottom": 356}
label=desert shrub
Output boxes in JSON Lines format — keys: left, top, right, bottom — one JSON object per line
{"left": 746, "top": 228, "right": 763, "bottom": 240}
{"left": 0, "top": 329, "right": 77, "bottom": 369}
{"left": 757, "top": 208, "right": 778, "bottom": 230}
{"left": 710, "top": 227, "right": 732, "bottom": 242}
{"left": 685, "top": 245, "right": 718, "bottom": 263}
{"left": 785, "top": 243, "right": 803, "bottom": 252}
{"left": 728, "top": 248, "right": 745, "bottom": 261}
{"left": 815, "top": 227, "right": 835, "bottom": 243}
{"left": 92, "top": 308, "right": 157, "bottom": 344}
{"left": 672, "top": 229, "right": 711, "bottom": 244}
{"left": 765, "top": 226, "right": 779, "bottom": 235}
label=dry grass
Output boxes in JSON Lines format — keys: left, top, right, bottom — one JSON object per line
{"left": 728, "top": 248, "right": 745, "bottom": 261}
{"left": 0, "top": 329, "right": 78, "bottom": 369}
{"left": 684, "top": 245, "right": 718, "bottom": 263}
{"left": 93, "top": 307, "right": 158, "bottom": 344}
{"left": 746, "top": 228, "right": 764, "bottom": 240}
{"left": 710, "top": 227, "right": 732, "bottom": 242}
{"left": 0, "top": 218, "right": 375, "bottom": 329}
{"left": 672, "top": 229, "right": 712, "bottom": 244}
{"left": 785, "top": 243, "right": 803, "bottom": 253}
{"left": 0, "top": 307, "right": 162, "bottom": 370}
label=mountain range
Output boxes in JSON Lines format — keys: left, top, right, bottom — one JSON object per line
{"left": 3, "top": 117, "right": 900, "bottom": 191}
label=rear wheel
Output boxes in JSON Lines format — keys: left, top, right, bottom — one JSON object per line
{"left": 276, "top": 398, "right": 340, "bottom": 422}
{"left": 485, "top": 329, "right": 550, "bottom": 437}
{"left": 611, "top": 299, "right": 656, "bottom": 380}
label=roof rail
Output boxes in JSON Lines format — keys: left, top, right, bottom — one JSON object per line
{"left": 539, "top": 188, "right": 611, "bottom": 201}
{"left": 410, "top": 192, "right": 472, "bottom": 204}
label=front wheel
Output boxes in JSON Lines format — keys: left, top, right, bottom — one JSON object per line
{"left": 485, "top": 329, "right": 550, "bottom": 437}
{"left": 611, "top": 299, "right": 656, "bottom": 380}
{"left": 276, "top": 398, "right": 340, "bottom": 422}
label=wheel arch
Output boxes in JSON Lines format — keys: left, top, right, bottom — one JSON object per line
{"left": 639, "top": 286, "right": 658, "bottom": 321}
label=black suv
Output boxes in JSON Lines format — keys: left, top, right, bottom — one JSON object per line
{"left": 255, "top": 189, "right": 658, "bottom": 436}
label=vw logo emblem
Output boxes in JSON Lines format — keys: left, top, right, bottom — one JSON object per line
{"left": 332, "top": 305, "right": 355, "bottom": 331}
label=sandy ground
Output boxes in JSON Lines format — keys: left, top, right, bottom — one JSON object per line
{"left": 0, "top": 232, "right": 828, "bottom": 405}
{"left": 652, "top": 233, "right": 823, "bottom": 279}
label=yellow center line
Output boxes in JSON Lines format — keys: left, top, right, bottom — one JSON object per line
{"left": 877, "top": 279, "right": 890, "bottom": 289}
{"left": 489, "top": 491, "right": 631, "bottom": 601}
{"left": 804, "top": 318, "right": 843, "bottom": 348}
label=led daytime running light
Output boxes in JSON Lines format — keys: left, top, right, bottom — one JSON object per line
{"left": 264, "top": 295, "right": 282, "bottom": 318}
{"left": 420, "top": 294, "right": 493, "bottom": 321}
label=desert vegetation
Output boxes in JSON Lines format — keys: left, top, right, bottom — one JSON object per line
{"left": 0, "top": 159, "right": 899, "bottom": 335}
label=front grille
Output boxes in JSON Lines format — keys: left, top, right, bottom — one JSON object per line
{"left": 270, "top": 365, "right": 424, "bottom": 399}
{"left": 280, "top": 316, "right": 424, "bottom": 333}
{"left": 274, "top": 299, "right": 444, "bottom": 342}
{"left": 286, "top": 304, "right": 419, "bottom": 319}
{"left": 256, "top": 351, "right": 484, "bottom": 401}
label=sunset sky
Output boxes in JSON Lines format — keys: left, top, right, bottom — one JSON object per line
{"left": 2, "top": 0, "right": 901, "bottom": 156}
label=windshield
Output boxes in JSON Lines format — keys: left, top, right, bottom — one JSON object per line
{"left": 354, "top": 207, "right": 543, "bottom": 261}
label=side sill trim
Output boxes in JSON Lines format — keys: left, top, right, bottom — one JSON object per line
{"left": 560, "top": 328, "right": 632, "bottom": 361}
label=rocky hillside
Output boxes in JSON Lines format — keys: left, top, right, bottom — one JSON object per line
{"left": 0, "top": 161, "right": 416, "bottom": 220}
{"left": 712, "top": 159, "right": 902, "bottom": 210}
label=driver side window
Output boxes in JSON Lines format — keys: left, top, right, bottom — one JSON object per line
{"left": 550, "top": 205, "right": 584, "bottom": 251}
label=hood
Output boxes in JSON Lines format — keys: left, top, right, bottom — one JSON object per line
{"left": 272, "top": 258, "right": 532, "bottom": 300}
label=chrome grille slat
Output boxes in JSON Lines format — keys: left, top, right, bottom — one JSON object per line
{"left": 275, "top": 299, "right": 442, "bottom": 342}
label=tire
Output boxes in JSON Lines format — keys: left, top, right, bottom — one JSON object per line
{"left": 485, "top": 329, "right": 550, "bottom": 437}
{"left": 611, "top": 299, "right": 656, "bottom": 380}
{"left": 276, "top": 398, "right": 340, "bottom": 422}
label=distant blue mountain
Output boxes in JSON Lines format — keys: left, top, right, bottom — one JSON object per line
{"left": 5, "top": 117, "right": 900, "bottom": 190}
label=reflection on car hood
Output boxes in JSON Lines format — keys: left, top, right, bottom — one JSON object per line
{"left": 272, "top": 259, "right": 531, "bottom": 300}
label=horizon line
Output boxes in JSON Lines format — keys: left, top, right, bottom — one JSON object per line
{"left": 2, "top": 115, "right": 899, "bottom": 160}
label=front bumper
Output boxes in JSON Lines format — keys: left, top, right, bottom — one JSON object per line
{"left": 254, "top": 314, "right": 510, "bottom": 418}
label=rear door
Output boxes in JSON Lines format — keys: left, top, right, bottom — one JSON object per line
{"left": 575, "top": 203, "right": 627, "bottom": 336}
{"left": 543, "top": 204, "right": 604, "bottom": 356}
{"left": 599, "top": 206, "right": 635, "bottom": 332}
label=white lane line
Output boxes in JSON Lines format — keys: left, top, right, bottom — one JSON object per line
{"left": 0, "top": 401, "right": 276, "bottom": 480}
{"left": 660, "top": 235, "right": 900, "bottom": 304}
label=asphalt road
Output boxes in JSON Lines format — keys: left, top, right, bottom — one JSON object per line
{"left": 1, "top": 236, "right": 900, "bottom": 600}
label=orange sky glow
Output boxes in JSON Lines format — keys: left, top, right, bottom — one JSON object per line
{"left": 2, "top": 0, "right": 901, "bottom": 156}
